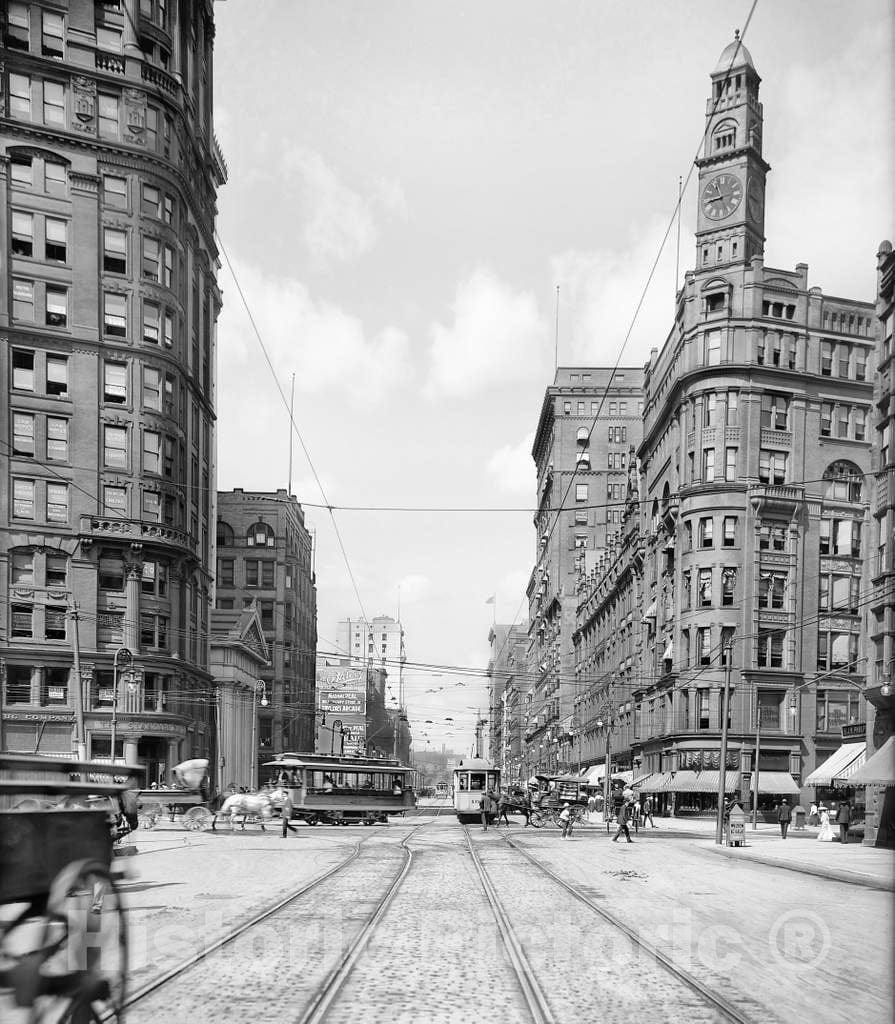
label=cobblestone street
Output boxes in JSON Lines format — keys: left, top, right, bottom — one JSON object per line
{"left": 105, "top": 813, "right": 893, "bottom": 1023}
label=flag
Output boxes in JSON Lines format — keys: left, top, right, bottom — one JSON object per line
{"left": 485, "top": 595, "right": 495, "bottom": 605}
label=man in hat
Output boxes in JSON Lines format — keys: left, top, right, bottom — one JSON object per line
{"left": 835, "top": 798, "right": 852, "bottom": 845}
{"left": 776, "top": 798, "right": 792, "bottom": 839}
{"left": 612, "top": 799, "right": 634, "bottom": 843}
{"left": 559, "top": 802, "right": 573, "bottom": 839}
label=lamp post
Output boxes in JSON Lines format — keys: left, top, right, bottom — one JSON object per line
{"left": 249, "top": 680, "right": 268, "bottom": 790}
{"left": 110, "top": 647, "right": 132, "bottom": 767}
{"left": 715, "top": 637, "right": 734, "bottom": 845}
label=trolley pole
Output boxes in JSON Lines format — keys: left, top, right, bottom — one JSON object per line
{"left": 603, "top": 722, "right": 612, "bottom": 822}
{"left": 715, "top": 641, "right": 733, "bottom": 845}
{"left": 110, "top": 647, "right": 132, "bottom": 769}
{"left": 752, "top": 711, "right": 763, "bottom": 830}
{"left": 69, "top": 601, "right": 87, "bottom": 762}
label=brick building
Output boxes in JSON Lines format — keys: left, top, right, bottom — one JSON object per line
{"left": 1, "top": 0, "right": 225, "bottom": 783}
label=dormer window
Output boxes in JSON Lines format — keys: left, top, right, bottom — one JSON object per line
{"left": 712, "top": 120, "right": 736, "bottom": 152}
{"left": 247, "top": 522, "right": 275, "bottom": 547}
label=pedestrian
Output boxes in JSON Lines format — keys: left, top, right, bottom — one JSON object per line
{"left": 497, "top": 791, "right": 511, "bottom": 826}
{"left": 281, "top": 789, "right": 299, "bottom": 837}
{"left": 835, "top": 799, "right": 852, "bottom": 845}
{"left": 817, "top": 805, "right": 834, "bottom": 842}
{"left": 559, "top": 802, "right": 573, "bottom": 839}
{"left": 612, "top": 800, "right": 634, "bottom": 843}
{"left": 776, "top": 797, "right": 792, "bottom": 839}
{"left": 522, "top": 790, "right": 533, "bottom": 827}
{"left": 808, "top": 801, "right": 819, "bottom": 827}
{"left": 481, "top": 790, "right": 493, "bottom": 831}
{"left": 642, "top": 794, "right": 656, "bottom": 828}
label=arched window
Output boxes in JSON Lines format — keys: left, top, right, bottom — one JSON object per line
{"left": 712, "top": 120, "right": 737, "bottom": 152}
{"left": 823, "top": 461, "right": 862, "bottom": 503}
{"left": 576, "top": 426, "right": 590, "bottom": 445}
{"left": 247, "top": 522, "right": 275, "bottom": 547}
{"left": 216, "top": 520, "right": 234, "bottom": 546}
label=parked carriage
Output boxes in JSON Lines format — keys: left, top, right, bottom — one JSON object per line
{"left": 264, "top": 752, "right": 416, "bottom": 825}
{"left": 0, "top": 753, "right": 136, "bottom": 1023}
{"left": 527, "top": 773, "right": 590, "bottom": 829}
{"left": 452, "top": 757, "right": 500, "bottom": 823}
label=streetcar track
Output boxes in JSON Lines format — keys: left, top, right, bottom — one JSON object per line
{"left": 497, "top": 831, "right": 761, "bottom": 1024}
{"left": 462, "top": 825, "right": 556, "bottom": 1024}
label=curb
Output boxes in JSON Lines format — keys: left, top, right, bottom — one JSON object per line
{"left": 703, "top": 843, "right": 895, "bottom": 892}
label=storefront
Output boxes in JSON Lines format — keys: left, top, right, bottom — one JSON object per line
{"left": 804, "top": 739, "right": 867, "bottom": 825}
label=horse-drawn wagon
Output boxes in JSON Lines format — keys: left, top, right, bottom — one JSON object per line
{"left": 0, "top": 753, "right": 135, "bottom": 1023}
{"left": 134, "top": 758, "right": 215, "bottom": 831}
{"left": 527, "top": 773, "right": 591, "bottom": 829}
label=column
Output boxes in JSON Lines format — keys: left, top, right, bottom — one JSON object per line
{"left": 687, "top": 688, "right": 697, "bottom": 731}
{"left": 709, "top": 688, "right": 720, "bottom": 730}
{"left": 167, "top": 739, "right": 180, "bottom": 778}
{"left": 124, "top": 558, "right": 141, "bottom": 651}
{"left": 122, "top": 0, "right": 141, "bottom": 58}
{"left": 124, "top": 736, "right": 139, "bottom": 766}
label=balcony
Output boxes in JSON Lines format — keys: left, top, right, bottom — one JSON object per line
{"left": 79, "top": 515, "right": 196, "bottom": 555}
{"left": 749, "top": 483, "right": 804, "bottom": 516}
{"left": 95, "top": 51, "right": 125, "bottom": 75}
{"left": 141, "top": 64, "right": 178, "bottom": 97}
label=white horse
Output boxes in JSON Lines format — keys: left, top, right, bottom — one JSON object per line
{"left": 212, "top": 786, "right": 287, "bottom": 831}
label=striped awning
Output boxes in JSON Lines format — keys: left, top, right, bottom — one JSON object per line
{"left": 667, "top": 770, "right": 701, "bottom": 792}
{"left": 804, "top": 742, "right": 866, "bottom": 787}
{"left": 632, "top": 772, "right": 653, "bottom": 788}
{"left": 750, "top": 771, "right": 800, "bottom": 795}
{"left": 584, "top": 764, "right": 607, "bottom": 785}
{"left": 639, "top": 772, "right": 673, "bottom": 793}
{"left": 694, "top": 770, "right": 740, "bottom": 793}
{"left": 847, "top": 737, "right": 895, "bottom": 786}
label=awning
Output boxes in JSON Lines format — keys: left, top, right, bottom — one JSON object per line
{"left": 632, "top": 772, "right": 653, "bottom": 788}
{"left": 750, "top": 771, "right": 800, "bottom": 795}
{"left": 662, "top": 640, "right": 673, "bottom": 660}
{"left": 667, "top": 770, "right": 701, "bottom": 792}
{"left": 584, "top": 765, "right": 606, "bottom": 785}
{"left": 642, "top": 601, "right": 657, "bottom": 622}
{"left": 847, "top": 737, "right": 895, "bottom": 786}
{"left": 612, "top": 770, "right": 634, "bottom": 785}
{"left": 638, "top": 772, "right": 673, "bottom": 793}
{"left": 694, "top": 770, "right": 740, "bottom": 793}
{"left": 804, "top": 742, "right": 866, "bottom": 787}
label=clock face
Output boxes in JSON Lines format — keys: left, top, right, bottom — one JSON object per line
{"left": 701, "top": 173, "right": 743, "bottom": 220}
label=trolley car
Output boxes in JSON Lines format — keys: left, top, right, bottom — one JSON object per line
{"left": 264, "top": 752, "right": 416, "bottom": 825}
{"left": 452, "top": 757, "right": 500, "bottom": 823}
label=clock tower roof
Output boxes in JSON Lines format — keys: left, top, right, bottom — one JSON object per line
{"left": 713, "top": 30, "right": 756, "bottom": 76}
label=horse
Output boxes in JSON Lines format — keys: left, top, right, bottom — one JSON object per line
{"left": 211, "top": 786, "right": 287, "bottom": 831}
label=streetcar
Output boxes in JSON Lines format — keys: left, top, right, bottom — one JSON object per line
{"left": 452, "top": 757, "right": 500, "bottom": 823}
{"left": 264, "top": 752, "right": 416, "bottom": 825}
{"left": 435, "top": 781, "right": 449, "bottom": 799}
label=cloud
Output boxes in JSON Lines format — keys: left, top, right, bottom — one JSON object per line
{"left": 285, "top": 148, "right": 378, "bottom": 265}
{"left": 218, "top": 261, "right": 413, "bottom": 405}
{"left": 551, "top": 217, "right": 677, "bottom": 369}
{"left": 424, "top": 267, "right": 549, "bottom": 399}
{"left": 486, "top": 432, "right": 535, "bottom": 493}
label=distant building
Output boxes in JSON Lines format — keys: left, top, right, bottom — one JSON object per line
{"left": 1, "top": 0, "right": 225, "bottom": 784}
{"left": 337, "top": 615, "right": 405, "bottom": 678}
{"left": 525, "top": 367, "right": 644, "bottom": 774}
{"left": 487, "top": 622, "right": 527, "bottom": 780}
{"left": 215, "top": 489, "right": 317, "bottom": 776}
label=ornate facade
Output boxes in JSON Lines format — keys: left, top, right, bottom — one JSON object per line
{"left": 1, "top": 1, "right": 225, "bottom": 783}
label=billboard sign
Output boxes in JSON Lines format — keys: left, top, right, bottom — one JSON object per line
{"left": 320, "top": 691, "right": 365, "bottom": 714}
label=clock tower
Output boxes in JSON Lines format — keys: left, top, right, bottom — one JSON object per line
{"left": 695, "top": 31, "right": 770, "bottom": 269}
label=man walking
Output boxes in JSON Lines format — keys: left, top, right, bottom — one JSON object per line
{"left": 642, "top": 794, "right": 656, "bottom": 828}
{"left": 776, "top": 798, "right": 792, "bottom": 839}
{"left": 612, "top": 799, "right": 634, "bottom": 843}
{"left": 281, "top": 790, "right": 299, "bottom": 838}
{"left": 497, "top": 791, "right": 511, "bottom": 827}
{"left": 481, "top": 790, "right": 493, "bottom": 831}
{"left": 836, "top": 799, "right": 851, "bottom": 845}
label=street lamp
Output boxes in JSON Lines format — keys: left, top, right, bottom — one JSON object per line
{"left": 110, "top": 647, "right": 132, "bottom": 767}
{"left": 249, "top": 680, "right": 268, "bottom": 790}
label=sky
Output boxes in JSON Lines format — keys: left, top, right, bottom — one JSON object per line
{"left": 211, "top": 1, "right": 894, "bottom": 754}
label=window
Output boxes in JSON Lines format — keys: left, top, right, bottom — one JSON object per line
{"left": 722, "top": 568, "right": 736, "bottom": 606}
{"left": 143, "top": 366, "right": 162, "bottom": 410}
{"left": 98, "top": 93, "right": 118, "bottom": 138}
{"left": 103, "top": 486, "right": 127, "bottom": 515}
{"left": 11, "top": 605, "right": 33, "bottom": 639}
{"left": 12, "top": 413, "right": 35, "bottom": 457}
{"left": 703, "top": 393, "right": 717, "bottom": 427}
{"left": 12, "top": 280, "right": 34, "bottom": 322}
{"left": 163, "top": 245, "right": 174, "bottom": 288}
{"left": 103, "top": 362, "right": 127, "bottom": 404}
{"left": 817, "top": 630, "right": 860, "bottom": 672}
{"left": 697, "top": 687, "right": 710, "bottom": 727}
{"left": 699, "top": 517, "right": 713, "bottom": 548}
{"left": 262, "top": 561, "right": 275, "bottom": 587}
{"left": 43, "top": 666, "right": 69, "bottom": 700}
{"left": 681, "top": 629, "right": 690, "bottom": 668}
{"left": 45, "top": 287, "right": 68, "bottom": 327}
{"left": 141, "top": 183, "right": 161, "bottom": 218}
{"left": 759, "top": 450, "right": 787, "bottom": 484}
{"left": 45, "top": 197, "right": 66, "bottom": 228}
{"left": 698, "top": 568, "right": 712, "bottom": 607}
{"left": 46, "top": 357, "right": 68, "bottom": 396}
{"left": 218, "top": 558, "right": 234, "bottom": 587}
{"left": 104, "top": 175, "right": 127, "bottom": 207}
{"left": 759, "top": 571, "right": 787, "bottom": 610}
{"left": 698, "top": 628, "right": 712, "bottom": 666}
{"left": 681, "top": 570, "right": 691, "bottom": 610}
{"left": 46, "top": 417, "right": 68, "bottom": 461}
{"left": 46, "top": 483, "right": 69, "bottom": 523}
{"left": 163, "top": 194, "right": 174, "bottom": 224}
{"left": 725, "top": 447, "right": 737, "bottom": 481}
{"left": 98, "top": 555, "right": 125, "bottom": 592}
{"left": 142, "top": 237, "right": 161, "bottom": 281}
{"left": 821, "top": 341, "right": 833, "bottom": 376}
{"left": 6, "top": 3, "right": 29, "bottom": 49}
{"left": 563, "top": 401, "right": 571, "bottom": 414}
{"left": 705, "top": 330, "right": 721, "bottom": 364}
{"left": 759, "top": 522, "right": 786, "bottom": 552}
{"left": 103, "top": 425, "right": 127, "bottom": 467}
{"left": 10, "top": 153, "right": 33, "bottom": 186}
{"left": 13, "top": 479, "right": 34, "bottom": 519}
{"left": 760, "top": 394, "right": 789, "bottom": 430}
{"left": 699, "top": 448, "right": 713, "bottom": 482}
{"left": 577, "top": 401, "right": 585, "bottom": 415}
{"left": 854, "top": 408, "right": 865, "bottom": 441}
{"left": 140, "top": 614, "right": 168, "bottom": 650}
{"left": 575, "top": 484, "right": 588, "bottom": 502}
{"left": 816, "top": 689, "right": 863, "bottom": 732}
{"left": 163, "top": 311, "right": 174, "bottom": 348}
{"left": 757, "top": 629, "right": 785, "bottom": 668}
{"left": 823, "top": 461, "right": 863, "bottom": 502}
{"left": 246, "top": 560, "right": 259, "bottom": 587}
{"left": 142, "top": 301, "right": 161, "bottom": 344}
{"left": 42, "top": 11, "right": 64, "bottom": 58}
{"left": 97, "top": 26, "right": 122, "bottom": 51}
{"left": 683, "top": 520, "right": 693, "bottom": 551}
{"left": 838, "top": 344, "right": 849, "bottom": 377}
{"left": 43, "top": 81, "right": 65, "bottom": 125}
{"left": 104, "top": 293, "right": 127, "bottom": 337}
{"left": 163, "top": 437, "right": 175, "bottom": 478}
{"left": 142, "top": 431, "right": 161, "bottom": 473}
{"left": 722, "top": 516, "right": 737, "bottom": 547}
{"left": 836, "top": 406, "right": 849, "bottom": 439}
{"left": 855, "top": 348, "right": 867, "bottom": 381}
{"left": 142, "top": 490, "right": 160, "bottom": 522}
{"left": 260, "top": 602, "right": 274, "bottom": 630}
{"left": 820, "top": 402, "right": 832, "bottom": 437}
{"left": 104, "top": 229, "right": 127, "bottom": 273}
{"left": 820, "top": 573, "right": 860, "bottom": 614}
{"left": 10, "top": 74, "right": 31, "bottom": 119}
{"left": 12, "top": 211, "right": 33, "bottom": 255}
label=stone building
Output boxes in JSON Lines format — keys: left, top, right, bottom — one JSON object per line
{"left": 486, "top": 622, "right": 526, "bottom": 777}
{"left": 215, "top": 489, "right": 317, "bottom": 776}
{"left": 574, "top": 36, "right": 877, "bottom": 815}
{"left": 1, "top": 1, "right": 225, "bottom": 783}
{"left": 337, "top": 615, "right": 405, "bottom": 676}
{"left": 524, "top": 367, "right": 644, "bottom": 774}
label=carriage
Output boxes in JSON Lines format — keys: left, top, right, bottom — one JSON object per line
{"left": 527, "top": 773, "right": 591, "bottom": 829}
{"left": 133, "top": 758, "right": 215, "bottom": 831}
{"left": 265, "top": 752, "right": 416, "bottom": 825}
{"left": 0, "top": 753, "right": 137, "bottom": 1023}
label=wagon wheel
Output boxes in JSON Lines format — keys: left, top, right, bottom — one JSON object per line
{"left": 33, "top": 859, "right": 127, "bottom": 1023}
{"left": 529, "top": 810, "right": 547, "bottom": 829}
{"left": 181, "top": 807, "right": 213, "bottom": 831}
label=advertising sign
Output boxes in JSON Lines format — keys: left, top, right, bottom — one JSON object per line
{"left": 316, "top": 667, "right": 365, "bottom": 692}
{"left": 342, "top": 723, "right": 366, "bottom": 754}
{"left": 320, "top": 691, "right": 364, "bottom": 714}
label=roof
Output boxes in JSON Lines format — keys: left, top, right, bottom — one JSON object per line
{"left": 804, "top": 742, "right": 866, "bottom": 787}
{"left": 209, "top": 605, "right": 270, "bottom": 665}
{"left": 843, "top": 737, "right": 895, "bottom": 786}
{"left": 713, "top": 32, "right": 755, "bottom": 76}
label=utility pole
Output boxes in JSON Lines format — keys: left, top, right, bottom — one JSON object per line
{"left": 715, "top": 639, "right": 734, "bottom": 844}
{"left": 69, "top": 600, "right": 87, "bottom": 762}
